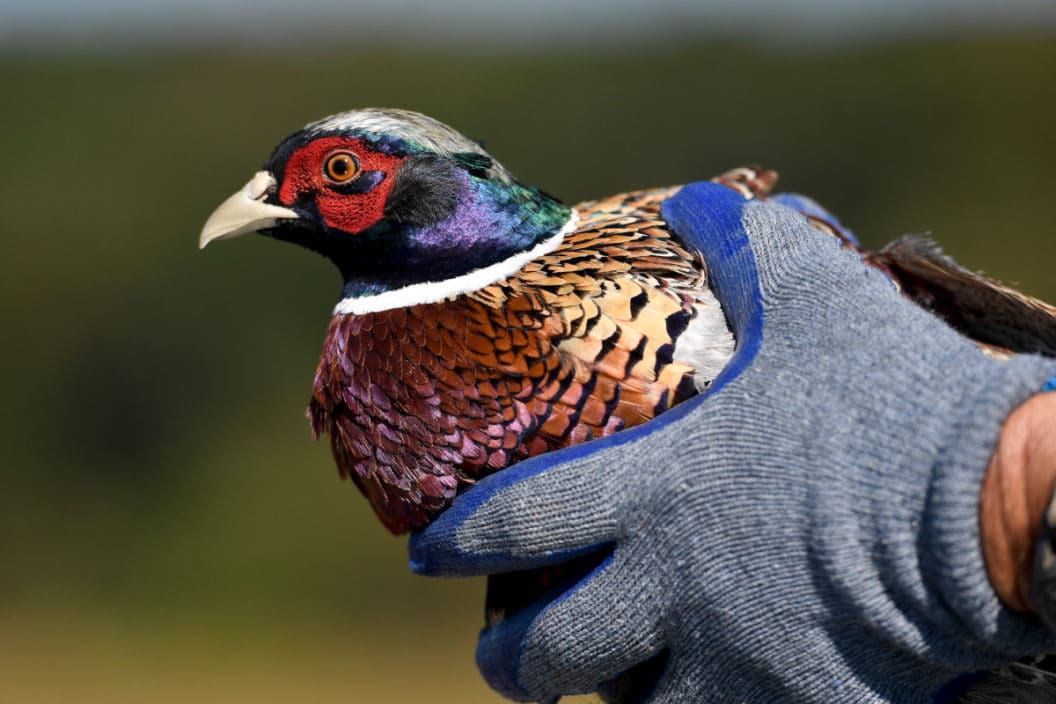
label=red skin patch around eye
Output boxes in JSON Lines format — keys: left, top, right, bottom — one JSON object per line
{"left": 279, "top": 136, "right": 406, "bottom": 235}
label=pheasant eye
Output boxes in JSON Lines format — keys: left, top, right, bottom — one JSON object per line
{"left": 324, "top": 152, "right": 359, "bottom": 183}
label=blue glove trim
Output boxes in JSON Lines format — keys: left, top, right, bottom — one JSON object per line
{"left": 770, "top": 192, "right": 860, "bottom": 247}
{"left": 475, "top": 592, "right": 554, "bottom": 701}
{"left": 410, "top": 182, "right": 763, "bottom": 575}
{"left": 1043, "top": 374, "right": 1056, "bottom": 392}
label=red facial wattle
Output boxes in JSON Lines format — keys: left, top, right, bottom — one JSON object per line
{"left": 278, "top": 136, "right": 406, "bottom": 235}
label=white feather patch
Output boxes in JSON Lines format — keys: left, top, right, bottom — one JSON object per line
{"left": 332, "top": 211, "right": 580, "bottom": 316}
{"left": 675, "top": 288, "right": 736, "bottom": 391}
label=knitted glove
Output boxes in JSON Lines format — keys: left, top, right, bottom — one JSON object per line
{"left": 411, "top": 183, "right": 1056, "bottom": 703}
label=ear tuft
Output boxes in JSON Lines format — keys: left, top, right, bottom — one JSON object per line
{"left": 383, "top": 155, "right": 461, "bottom": 227}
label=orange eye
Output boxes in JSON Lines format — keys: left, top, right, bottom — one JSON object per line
{"left": 324, "top": 152, "right": 359, "bottom": 183}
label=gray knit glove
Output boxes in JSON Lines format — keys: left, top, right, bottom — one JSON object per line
{"left": 410, "top": 183, "right": 1056, "bottom": 703}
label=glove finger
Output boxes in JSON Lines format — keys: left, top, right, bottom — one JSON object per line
{"left": 475, "top": 584, "right": 558, "bottom": 703}
{"left": 410, "top": 433, "right": 637, "bottom": 576}
{"left": 769, "top": 192, "right": 860, "bottom": 247}
{"left": 484, "top": 546, "right": 666, "bottom": 702}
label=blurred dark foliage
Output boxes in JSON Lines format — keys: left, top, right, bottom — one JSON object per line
{"left": 0, "top": 36, "right": 1052, "bottom": 701}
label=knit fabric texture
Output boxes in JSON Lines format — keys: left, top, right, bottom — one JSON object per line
{"left": 411, "top": 190, "right": 1056, "bottom": 703}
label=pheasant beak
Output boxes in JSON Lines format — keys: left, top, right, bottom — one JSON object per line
{"left": 199, "top": 171, "right": 300, "bottom": 249}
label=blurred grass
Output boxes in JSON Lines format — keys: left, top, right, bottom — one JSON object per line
{"left": 1, "top": 607, "right": 497, "bottom": 703}
{"left": 0, "top": 35, "right": 1053, "bottom": 701}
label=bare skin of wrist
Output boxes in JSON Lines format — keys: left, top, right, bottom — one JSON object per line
{"left": 980, "top": 391, "right": 1056, "bottom": 613}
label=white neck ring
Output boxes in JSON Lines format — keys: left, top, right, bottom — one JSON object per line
{"left": 332, "top": 210, "right": 579, "bottom": 316}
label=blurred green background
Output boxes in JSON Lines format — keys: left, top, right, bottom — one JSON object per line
{"left": 1, "top": 1, "right": 1055, "bottom": 701}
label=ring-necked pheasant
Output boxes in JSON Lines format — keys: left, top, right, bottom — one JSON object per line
{"left": 201, "top": 108, "right": 744, "bottom": 534}
{"left": 200, "top": 108, "right": 1056, "bottom": 535}
{"left": 200, "top": 108, "right": 1056, "bottom": 704}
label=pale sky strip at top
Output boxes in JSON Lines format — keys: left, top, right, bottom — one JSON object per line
{"left": 3, "top": 0, "right": 1053, "bottom": 48}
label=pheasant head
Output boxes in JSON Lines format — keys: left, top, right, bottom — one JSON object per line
{"left": 200, "top": 108, "right": 573, "bottom": 314}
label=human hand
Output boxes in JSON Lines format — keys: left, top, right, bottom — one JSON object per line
{"left": 983, "top": 390, "right": 1056, "bottom": 618}
{"left": 411, "top": 184, "right": 1056, "bottom": 703}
